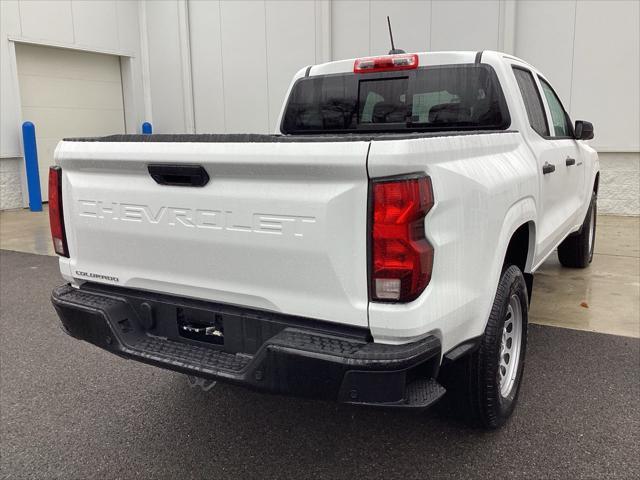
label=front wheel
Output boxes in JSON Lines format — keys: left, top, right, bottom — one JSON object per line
{"left": 558, "top": 192, "right": 597, "bottom": 268}
{"left": 442, "top": 265, "right": 529, "bottom": 429}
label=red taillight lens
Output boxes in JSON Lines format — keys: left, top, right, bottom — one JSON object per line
{"left": 48, "top": 166, "right": 68, "bottom": 257}
{"left": 354, "top": 54, "right": 418, "bottom": 73}
{"left": 371, "top": 175, "right": 433, "bottom": 302}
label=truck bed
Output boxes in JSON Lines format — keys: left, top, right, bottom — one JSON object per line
{"left": 63, "top": 131, "right": 515, "bottom": 143}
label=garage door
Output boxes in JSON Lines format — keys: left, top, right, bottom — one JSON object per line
{"left": 16, "top": 43, "right": 125, "bottom": 198}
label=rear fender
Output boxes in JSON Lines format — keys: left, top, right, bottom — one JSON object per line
{"left": 476, "top": 197, "right": 536, "bottom": 334}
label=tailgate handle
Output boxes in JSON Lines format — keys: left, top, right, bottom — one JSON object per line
{"left": 148, "top": 164, "right": 210, "bottom": 187}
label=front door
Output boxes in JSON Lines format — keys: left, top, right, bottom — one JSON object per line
{"left": 537, "top": 76, "right": 586, "bottom": 230}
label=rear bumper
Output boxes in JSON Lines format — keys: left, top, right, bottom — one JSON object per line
{"left": 51, "top": 283, "right": 445, "bottom": 408}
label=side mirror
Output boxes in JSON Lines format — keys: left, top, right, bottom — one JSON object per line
{"left": 575, "top": 120, "right": 594, "bottom": 140}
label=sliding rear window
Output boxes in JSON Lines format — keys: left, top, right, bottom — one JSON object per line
{"left": 281, "top": 64, "right": 510, "bottom": 134}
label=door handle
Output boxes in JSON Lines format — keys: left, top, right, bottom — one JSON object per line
{"left": 565, "top": 157, "right": 576, "bottom": 166}
{"left": 542, "top": 162, "right": 556, "bottom": 175}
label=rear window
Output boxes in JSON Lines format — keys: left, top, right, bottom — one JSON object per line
{"left": 281, "top": 64, "right": 510, "bottom": 134}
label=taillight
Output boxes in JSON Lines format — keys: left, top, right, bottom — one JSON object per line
{"left": 370, "top": 175, "right": 433, "bottom": 302}
{"left": 48, "top": 166, "right": 68, "bottom": 257}
{"left": 354, "top": 54, "right": 418, "bottom": 73}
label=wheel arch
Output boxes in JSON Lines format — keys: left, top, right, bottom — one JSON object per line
{"left": 498, "top": 197, "right": 537, "bottom": 273}
{"left": 495, "top": 198, "right": 537, "bottom": 304}
{"left": 503, "top": 221, "right": 536, "bottom": 302}
{"left": 503, "top": 221, "right": 536, "bottom": 274}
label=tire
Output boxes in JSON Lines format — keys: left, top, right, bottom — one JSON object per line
{"left": 558, "top": 192, "right": 597, "bottom": 268}
{"left": 441, "top": 265, "right": 529, "bottom": 429}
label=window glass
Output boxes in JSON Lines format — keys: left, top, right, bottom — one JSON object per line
{"left": 539, "top": 78, "right": 571, "bottom": 137}
{"left": 360, "top": 91, "right": 384, "bottom": 123}
{"left": 358, "top": 78, "right": 409, "bottom": 124}
{"left": 281, "top": 64, "right": 510, "bottom": 134}
{"left": 512, "top": 67, "right": 549, "bottom": 137}
{"left": 412, "top": 91, "right": 458, "bottom": 123}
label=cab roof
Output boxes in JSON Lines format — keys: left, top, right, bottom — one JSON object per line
{"left": 307, "top": 50, "right": 534, "bottom": 77}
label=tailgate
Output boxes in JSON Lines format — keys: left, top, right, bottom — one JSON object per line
{"left": 56, "top": 140, "right": 370, "bottom": 327}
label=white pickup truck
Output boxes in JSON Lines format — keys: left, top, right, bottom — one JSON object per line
{"left": 50, "top": 50, "right": 598, "bottom": 428}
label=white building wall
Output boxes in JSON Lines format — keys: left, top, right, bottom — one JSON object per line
{"left": 143, "top": 0, "right": 190, "bottom": 133}
{"left": 0, "top": 0, "right": 147, "bottom": 209}
{"left": 265, "top": 1, "right": 318, "bottom": 132}
{"left": 172, "top": 0, "right": 639, "bottom": 215}
{"left": 188, "top": 0, "right": 226, "bottom": 133}
{"left": 513, "top": 0, "right": 639, "bottom": 214}
{"left": 219, "top": 0, "right": 269, "bottom": 133}
{"left": 185, "top": 0, "right": 319, "bottom": 134}
{"left": 159, "top": 0, "right": 640, "bottom": 146}
{"left": 431, "top": 0, "right": 501, "bottom": 51}
{"left": 1, "top": 0, "right": 637, "bottom": 215}
{"left": 1, "top": 1, "right": 25, "bottom": 161}
{"left": 571, "top": 0, "right": 639, "bottom": 153}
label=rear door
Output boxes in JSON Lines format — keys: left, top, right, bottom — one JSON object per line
{"left": 511, "top": 65, "right": 575, "bottom": 259}
{"left": 57, "top": 139, "right": 370, "bottom": 327}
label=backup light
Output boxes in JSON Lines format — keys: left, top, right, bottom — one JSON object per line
{"left": 48, "top": 166, "right": 69, "bottom": 257}
{"left": 354, "top": 54, "right": 418, "bottom": 73}
{"left": 370, "top": 175, "right": 434, "bottom": 302}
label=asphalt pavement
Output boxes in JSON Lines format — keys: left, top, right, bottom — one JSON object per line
{"left": 1, "top": 249, "right": 638, "bottom": 480}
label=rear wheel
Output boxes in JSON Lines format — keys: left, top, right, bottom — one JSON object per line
{"left": 558, "top": 192, "right": 597, "bottom": 268}
{"left": 441, "top": 265, "right": 529, "bottom": 429}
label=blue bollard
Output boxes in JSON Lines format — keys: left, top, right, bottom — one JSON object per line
{"left": 22, "top": 121, "right": 43, "bottom": 212}
{"left": 142, "top": 122, "right": 152, "bottom": 134}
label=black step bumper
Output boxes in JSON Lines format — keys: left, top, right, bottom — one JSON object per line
{"left": 51, "top": 283, "right": 444, "bottom": 408}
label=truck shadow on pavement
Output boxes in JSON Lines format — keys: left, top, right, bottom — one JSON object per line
{"left": 135, "top": 324, "right": 638, "bottom": 479}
